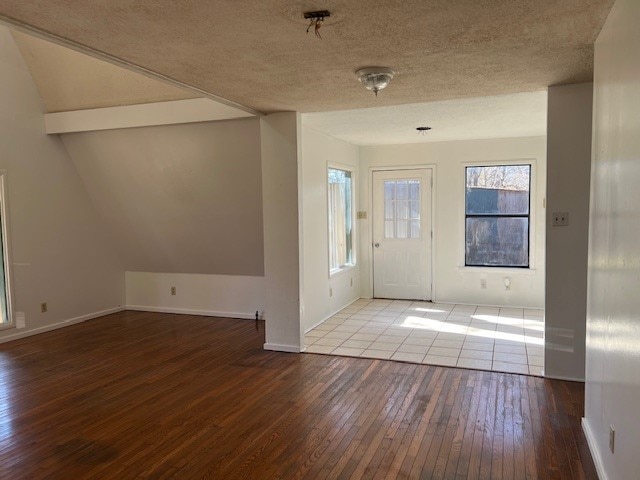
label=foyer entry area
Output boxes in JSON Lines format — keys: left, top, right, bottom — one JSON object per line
{"left": 304, "top": 298, "right": 544, "bottom": 376}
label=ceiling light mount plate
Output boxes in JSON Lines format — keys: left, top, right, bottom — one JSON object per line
{"left": 304, "top": 10, "right": 331, "bottom": 20}
{"left": 304, "top": 10, "right": 330, "bottom": 38}
{"left": 356, "top": 67, "right": 395, "bottom": 96}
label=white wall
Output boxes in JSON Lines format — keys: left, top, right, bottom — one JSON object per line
{"left": 125, "top": 271, "right": 264, "bottom": 319}
{"left": 583, "top": 1, "right": 640, "bottom": 478}
{"left": 60, "top": 118, "right": 264, "bottom": 276}
{"left": 261, "top": 112, "right": 302, "bottom": 352}
{"left": 359, "top": 136, "right": 546, "bottom": 308}
{"left": 300, "top": 126, "right": 360, "bottom": 334}
{"left": 59, "top": 118, "right": 266, "bottom": 321}
{"left": 545, "top": 83, "right": 593, "bottom": 381}
{"left": 0, "top": 27, "right": 124, "bottom": 343}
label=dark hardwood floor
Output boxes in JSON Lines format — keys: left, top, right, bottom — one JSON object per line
{"left": 0, "top": 311, "right": 596, "bottom": 479}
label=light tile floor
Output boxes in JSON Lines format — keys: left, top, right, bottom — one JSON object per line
{"left": 304, "top": 298, "right": 544, "bottom": 376}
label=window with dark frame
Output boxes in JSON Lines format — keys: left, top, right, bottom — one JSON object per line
{"left": 465, "top": 165, "right": 531, "bottom": 268}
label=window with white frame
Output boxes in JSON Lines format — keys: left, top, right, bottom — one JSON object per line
{"left": 0, "top": 209, "right": 8, "bottom": 325}
{"left": 328, "top": 167, "right": 354, "bottom": 273}
{"left": 465, "top": 164, "right": 531, "bottom": 268}
{"left": 0, "top": 174, "right": 11, "bottom": 326}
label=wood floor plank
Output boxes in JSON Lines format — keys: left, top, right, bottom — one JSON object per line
{"left": 0, "top": 311, "right": 597, "bottom": 479}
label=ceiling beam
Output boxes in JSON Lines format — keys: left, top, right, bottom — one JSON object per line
{"left": 44, "top": 98, "right": 256, "bottom": 134}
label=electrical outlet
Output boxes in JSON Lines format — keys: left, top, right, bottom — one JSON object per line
{"left": 480, "top": 279, "right": 487, "bottom": 289}
{"left": 40, "top": 302, "right": 47, "bottom": 313}
{"left": 504, "top": 277, "right": 511, "bottom": 291}
{"left": 552, "top": 212, "right": 569, "bottom": 226}
{"left": 170, "top": 286, "right": 176, "bottom": 296}
{"left": 609, "top": 425, "right": 615, "bottom": 453}
{"left": 357, "top": 211, "right": 367, "bottom": 220}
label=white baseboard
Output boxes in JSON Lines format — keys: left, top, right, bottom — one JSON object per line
{"left": 431, "top": 299, "right": 544, "bottom": 311}
{"left": 0, "top": 306, "right": 125, "bottom": 345}
{"left": 544, "top": 374, "right": 585, "bottom": 382}
{"left": 582, "top": 418, "right": 607, "bottom": 480}
{"left": 263, "top": 342, "right": 301, "bottom": 353}
{"left": 126, "top": 304, "right": 256, "bottom": 320}
{"left": 304, "top": 296, "right": 361, "bottom": 333}
{"left": 361, "top": 296, "right": 543, "bottom": 312}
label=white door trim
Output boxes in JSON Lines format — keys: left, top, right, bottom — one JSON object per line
{"left": 367, "top": 165, "right": 437, "bottom": 301}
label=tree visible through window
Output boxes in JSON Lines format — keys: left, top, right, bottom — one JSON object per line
{"left": 465, "top": 165, "right": 531, "bottom": 267}
{"left": 328, "top": 167, "right": 354, "bottom": 273}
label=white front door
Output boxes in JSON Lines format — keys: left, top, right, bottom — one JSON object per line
{"left": 372, "top": 169, "right": 432, "bottom": 300}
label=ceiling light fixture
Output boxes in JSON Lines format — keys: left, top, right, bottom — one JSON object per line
{"left": 355, "top": 67, "right": 395, "bottom": 96}
{"left": 416, "top": 126, "right": 432, "bottom": 135}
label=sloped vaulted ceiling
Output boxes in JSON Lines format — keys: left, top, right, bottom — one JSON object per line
{"left": 0, "top": 0, "right": 615, "bottom": 113}
{"left": 12, "top": 31, "right": 198, "bottom": 113}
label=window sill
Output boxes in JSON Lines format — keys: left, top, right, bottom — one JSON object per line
{"left": 0, "top": 322, "right": 15, "bottom": 332}
{"left": 330, "top": 264, "right": 357, "bottom": 279}
{"left": 457, "top": 266, "right": 537, "bottom": 275}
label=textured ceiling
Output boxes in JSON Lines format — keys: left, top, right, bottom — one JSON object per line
{"left": 11, "top": 30, "right": 198, "bottom": 113}
{"left": 303, "top": 91, "right": 547, "bottom": 146}
{"left": 0, "top": 0, "right": 614, "bottom": 113}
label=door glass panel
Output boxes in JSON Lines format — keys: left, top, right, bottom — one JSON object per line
{"left": 410, "top": 219, "right": 421, "bottom": 238}
{"left": 384, "top": 220, "right": 394, "bottom": 238}
{"left": 396, "top": 181, "right": 408, "bottom": 200}
{"left": 396, "top": 220, "right": 408, "bottom": 239}
{"left": 396, "top": 200, "right": 408, "bottom": 220}
{"left": 409, "top": 200, "right": 419, "bottom": 219}
{"left": 385, "top": 200, "right": 394, "bottom": 219}
{"left": 409, "top": 181, "right": 420, "bottom": 200}
{"left": 383, "top": 179, "right": 421, "bottom": 239}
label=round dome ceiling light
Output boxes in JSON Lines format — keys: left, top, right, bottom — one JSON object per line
{"left": 355, "top": 67, "right": 395, "bottom": 96}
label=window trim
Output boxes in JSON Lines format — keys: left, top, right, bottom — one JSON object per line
{"left": 0, "top": 171, "right": 15, "bottom": 330}
{"left": 327, "top": 162, "right": 357, "bottom": 278}
{"left": 461, "top": 160, "right": 536, "bottom": 270}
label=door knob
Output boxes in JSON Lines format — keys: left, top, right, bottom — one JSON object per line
{"left": 374, "top": 242, "right": 380, "bottom": 248}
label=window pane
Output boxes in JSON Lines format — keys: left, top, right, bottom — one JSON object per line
{"left": 396, "top": 220, "right": 408, "bottom": 239}
{"left": 384, "top": 181, "right": 395, "bottom": 202}
{"left": 409, "top": 200, "right": 419, "bottom": 219}
{"left": 385, "top": 200, "right": 394, "bottom": 219}
{"left": 384, "top": 181, "right": 397, "bottom": 238}
{"left": 385, "top": 220, "right": 394, "bottom": 238}
{"left": 396, "top": 181, "right": 408, "bottom": 200}
{"left": 466, "top": 165, "right": 530, "bottom": 215}
{"left": 409, "top": 180, "right": 420, "bottom": 200}
{"left": 384, "top": 181, "right": 396, "bottom": 222}
{"left": 382, "top": 178, "right": 421, "bottom": 239}
{"left": 465, "top": 217, "right": 529, "bottom": 267}
{"left": 410, "top": 219, "right": 421, "bottom": 239}
{"left": 328, "top": 167, "right": 354, "bottom": 271}
{"left": 396, "top": 200, "right": 408, "bottom": 220}
{"left": 0, "top": 213, "right": 7, "bottom": 324}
